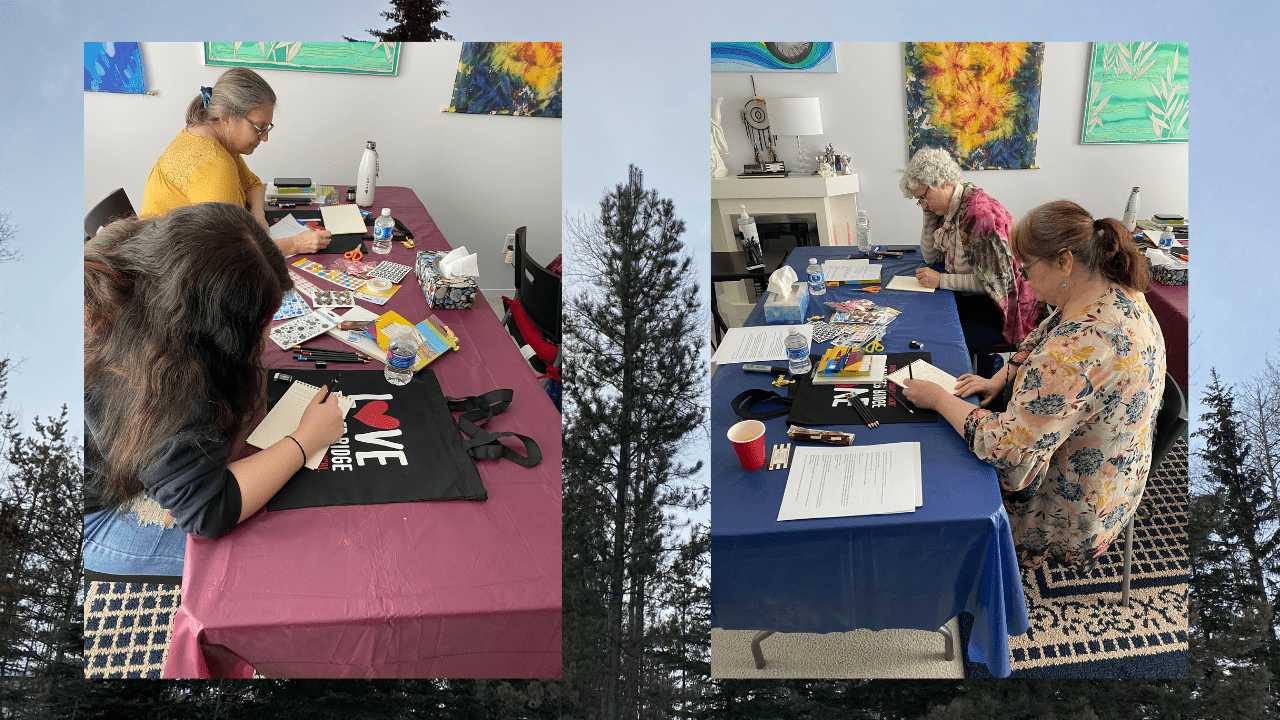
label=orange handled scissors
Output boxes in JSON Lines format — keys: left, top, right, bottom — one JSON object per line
{"left": 344, "top": 247, "right": 363, "bottom": 262}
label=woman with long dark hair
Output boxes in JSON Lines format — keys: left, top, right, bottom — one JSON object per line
{"left": 84, "top": 203, "right": 344, "bottom": 577}
{"left": 903, "top": 200, "right": 1166, "bottom": 574}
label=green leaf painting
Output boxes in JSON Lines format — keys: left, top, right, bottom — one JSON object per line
{"left": 1082, "top": 42, "right": 1187, "bottom": 144}
{"left": 204, "top": 42, "right": 400, "bottom": 76}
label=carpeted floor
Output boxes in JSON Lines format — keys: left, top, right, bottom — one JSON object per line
{"left": 83, "top": 581, "right": 182, "bottom": 679}
{"left": 960, "top": 437, "right": 1189, "bottom": 678}
{"left": 710, "top": 619, "right": 964, "bottom": 678}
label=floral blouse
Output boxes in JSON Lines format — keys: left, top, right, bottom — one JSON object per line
{"left": 962, "top": 284, "right": 1167, "bottom": 570}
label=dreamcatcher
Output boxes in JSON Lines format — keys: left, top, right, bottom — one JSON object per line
{"left": 740, "top": 77, "right": 777, "bottom": 165}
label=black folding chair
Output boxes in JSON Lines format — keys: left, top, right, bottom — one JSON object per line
{"left": 500, "top": 226, "right": 562, "bottom": 387}
{"left": 85, "top": 187, "right": 136, "bottom": 242}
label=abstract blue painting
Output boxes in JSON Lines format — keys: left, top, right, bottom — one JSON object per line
{"left": 711, "top": 43, "right": 837, "bottom": 72}
{"left": 84, "top": 42, "right": 147, "bottom": 94}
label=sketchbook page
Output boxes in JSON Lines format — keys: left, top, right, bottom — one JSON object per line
{"left": 710, "top": 325, "right": 812, "bottom": 364}
{"left": 777, "top": 442, "right": 921, "bottom": 520}
{"left": 885, "top": 360, "right": 961, "bottom": 395}
{"left": 246, "top": 381, "right": 355, "bottom": 469}
{"left": 886, "top": 274, "right": 935, "bottom": 292}
{"left": 822, "top": 262, "right": 881, "bottom": 283}
{"left": 319, "top": 204, "right": 368, "bottom": 235}
{"left": 325, "top": 306, "right": 386, "bottom": 364}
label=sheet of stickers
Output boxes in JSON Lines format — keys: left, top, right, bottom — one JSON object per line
{"left": 811, "top": 299, "right": 902, "bottom": 348}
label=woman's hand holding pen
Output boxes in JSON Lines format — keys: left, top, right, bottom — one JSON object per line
{"left": 900, "top": 378, "right": 947, "bottom": 410}
{"left": 288, "top": 228, "right": 332, "bottom": 254}
{"left": 294, "top": 385, "right": 345, "bottom": 459}
{"left": 953, "top": 373, "right": 1005, "bottom": 408}
{"left": 914, "top": 267, "right": 941, "bottom": 289}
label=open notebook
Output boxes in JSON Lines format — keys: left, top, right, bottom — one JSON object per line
{"left": 246, "top": 380, "right": 355, "bottom": 469}
{"left": 885, "top": 359, "right": 961, "bottom": 395}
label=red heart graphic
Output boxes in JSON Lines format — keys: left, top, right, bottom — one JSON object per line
{"left": 353, "top": 400, "right": 400, "bottom": 430}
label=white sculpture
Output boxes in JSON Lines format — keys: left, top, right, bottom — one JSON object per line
{"left": 817, "top": 158, "right": 835, "bottom": 178}
{"left": 711, "top": 96, "right": 730, "bottom": 178}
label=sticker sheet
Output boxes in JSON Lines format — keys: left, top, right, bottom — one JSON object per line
{"left": 329, "top": 259, "right": 380, "bottom": 278}
{"left": 288, "top": 269, "right": 321, "bottom": 301}
{"left": 354, "top": 284, "right": 401, "bottom": 306}
{"left": 270, "top": 309, "right": 339, "bottom": 349}
{"left": 313, "top": 289, "right": 356, "bottom": 308}
{"left": 273, "top": 288, "right": 311, "bottom": 321}
{"left": 291, "top": 258, "right": 366, "bottom": 290}
{"left": 367, "top": 261, "right": 413, "bottom": 283}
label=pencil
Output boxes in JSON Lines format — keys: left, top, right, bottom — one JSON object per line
{"left": 854, "top": 396, "right": 878, "bottom": 428}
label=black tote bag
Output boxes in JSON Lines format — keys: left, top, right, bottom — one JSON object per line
{"left": 264, "top": 368, "right": 540, "bottom": 511}
{"left": 786, "top": 351, "right": 940, "bottom": 426}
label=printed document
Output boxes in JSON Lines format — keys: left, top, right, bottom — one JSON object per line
{"left": 822, "top": 261, "right": 881, "bottom": 284}
{"left": 778, "top": 443, "right": 922, "bottom": 520}
{"left": 711, "top": 324, "right": 812, "bottom": 364}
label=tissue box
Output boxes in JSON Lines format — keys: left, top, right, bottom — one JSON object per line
{"left": 415, "top": 250, "right": 477, "bottom": 309}
{"left": 763, "top": 281, "right": 809, "bottom": 325}
{"left": 1149, "top": 258, "right": 1187, "bottom": 286}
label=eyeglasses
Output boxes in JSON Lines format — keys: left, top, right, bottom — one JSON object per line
{"left": 912, "top": 188, "right": 929, "bottom": 207}
{"left": 245, "top": 117, "right": 274, "bottom": 137}
{"left": 1018, "top": 253, "right": 1060, "bottom": 281}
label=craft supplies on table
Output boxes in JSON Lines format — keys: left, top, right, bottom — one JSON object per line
{"left": 287, "top": 270, "right": 321, "bottom": 301}
{"left": 312, "top": 289, "right": 356, "bottom": 308}
{"left": 273, "top": 288, "right": 311, "bottom": 321}
{"left": 416, "top": 250, "right": 477, "bottom": 309}
{"left": 368, "top": 261, "right": 413, "bottom": 284}
{"left": 292, "top": 258, "right": 366, "bottom": 290}
{"left": 269, "top": 309, "right": 339, "bottom": 350}
{"left": 246, "top": 380, "right": 355, "bottom": 469}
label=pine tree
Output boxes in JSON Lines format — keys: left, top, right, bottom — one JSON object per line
{"left": 347, "top": 0, "right": 455, "bottom": 42}
{"left": 1186, "top": 369, "right": 1277, "bottom": 719}
{"left": 562, "top": 165, "right": 707, "bottom": 720}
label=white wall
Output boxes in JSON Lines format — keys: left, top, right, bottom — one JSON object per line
{"left": 84, "top": 42, "right": 562, "bottom": 297}
{"left": 711, "top": 42, "right": 1188, "bottom": 248}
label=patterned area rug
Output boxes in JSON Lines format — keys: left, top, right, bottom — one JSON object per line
{"left": 83, "top": 581, "right": 181, "bottom": 679}
{"left": 961, "top": 436, "right": 1189, "bottom": 678}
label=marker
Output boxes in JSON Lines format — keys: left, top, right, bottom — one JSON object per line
{"left": 320, "top": 374, "right": 341, "bottom": 403}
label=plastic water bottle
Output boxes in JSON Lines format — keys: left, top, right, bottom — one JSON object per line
{"left": 736, "top": 205, "right": 764, "bottom": 270}
{"left": 384, "top": 325, "right": 417, "bottom": 386}
{"left": 1159, "top": 226, "right": 1175, "bottom": 251}
{"left": 806, "top": 257, "right": 826, "bottom": 296}
{"left": 1121, "top": 186, "right": 1140, "bottom": 232}
{"left": 785, "top": 329, "right": 812, "bottom": 376}
{"left": 356, "top": 141, "right": 379, "bottom": 207}
{"left": 856, "top": 210, "right": 871, "bottom": 254}
{"left": 372, "top": 208, "right": 394, "bottom": 255}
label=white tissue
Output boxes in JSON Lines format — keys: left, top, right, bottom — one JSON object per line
{"left": 1144, "top": 248, "right": 1184, "bottom": 268}
{"left": 767, "top": 266, "right": 800, "bottom": 299}
{"left": 440, "top": 246, "right": 479, "bottom": 280}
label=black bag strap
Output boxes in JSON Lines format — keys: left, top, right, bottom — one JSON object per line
{"left": 731, "top": 388, "right": 792, "bottom": 421}
{"left": 447, "top": 390, "right": 542, "bottom": 468}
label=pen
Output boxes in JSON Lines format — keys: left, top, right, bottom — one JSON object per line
{"left": 321, "top": 374, "right": 341, "bottom": 403}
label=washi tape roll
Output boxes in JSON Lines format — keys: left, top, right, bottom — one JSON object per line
{"left": 365, "top": 277, "right": 393, "bottom": 293}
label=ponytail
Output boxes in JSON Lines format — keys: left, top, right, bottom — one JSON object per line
{"left": 1012, "top": 201, "right": 1149, "bottom": 292}
{"left": 1093, "top": 217, "right": 1149, "bottom": 292}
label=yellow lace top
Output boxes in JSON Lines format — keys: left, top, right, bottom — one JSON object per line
{"left": 139, "top": 129, "right": 262, "bottom": 218}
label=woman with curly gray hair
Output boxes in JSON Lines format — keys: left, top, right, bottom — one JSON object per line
{"left": 900, "top": 147, "right": 1042, "bottom": 374}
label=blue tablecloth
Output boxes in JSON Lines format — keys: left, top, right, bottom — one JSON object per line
{"left": 710, "top": 247, "right": 1029, "bottom": 678}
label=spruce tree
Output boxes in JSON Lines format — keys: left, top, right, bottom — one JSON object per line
{"left": 348, "top": 0, "right": 455, "bottom": 42}
{"left": 1187, "top": 370, "right": 1277, "bottom": 719}
{"left": 562, "top": 165, "right": 707, "bottom": 720}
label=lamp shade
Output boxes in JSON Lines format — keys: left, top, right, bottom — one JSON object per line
{"left": 767, "top": 96, "right": 824, "bottom": 136}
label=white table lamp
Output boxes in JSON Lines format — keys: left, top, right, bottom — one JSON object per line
{"left": 767, "top": 97, "right": 824, "bottom": 176}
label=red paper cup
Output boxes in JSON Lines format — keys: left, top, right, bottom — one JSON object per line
{"left": 728, "top": 420, "right": 767, "bottom": 471}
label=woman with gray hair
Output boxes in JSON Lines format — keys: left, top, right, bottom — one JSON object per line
{"left": 139, "top": 67, "right": 330, "bottom": 255}
{"left": 900, "top": 147, "right": 1041, "bottom": 374}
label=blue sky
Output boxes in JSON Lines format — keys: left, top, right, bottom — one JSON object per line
{"left": 0, "top": 0, "right": 1273, "bottom": 444}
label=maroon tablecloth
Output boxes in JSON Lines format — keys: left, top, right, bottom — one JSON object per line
{"left": 163, "top": 186, "right": 562, "bottom": 678}
{"left": 1145, "top": 280, "right": 1188, "bottom": 395}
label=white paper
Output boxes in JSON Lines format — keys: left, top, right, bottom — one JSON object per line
{"left": 821, "top": 262, "right": 881, "bottom": 284}
{"left": 777, "top": 443, "right": 922, "bottom": 520}
{"left": 319, "top": 204, "right": 369, "bottom": 235}
{"left": 246, "top": 381, "right": 355, "bottom": 469}
{"left": 710, "top": 325, "right": 812, "bottom": 364}
{"left": 886, "top": 274, "right": 935, "bottom": 293}
{"left": 885, "top": 360, "right": 962, "bottom": 395}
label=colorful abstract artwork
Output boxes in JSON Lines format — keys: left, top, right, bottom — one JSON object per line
{"left": 904, "top": 42, "right": 1044, "bottom": 170}
{"left": 446, "top": 42, "right": 562, "bottom": 118}
{"left": 1082, "top": 43, "right": 1188, "bottom": 144}
{"left": 204, "top": 42, "right": 400, "bottom": 76}
{"left": 711, "top": 42, "right": 838, "bottom": 73}
{"left": 84, "top": 42, "right": 147, "bottom": 94}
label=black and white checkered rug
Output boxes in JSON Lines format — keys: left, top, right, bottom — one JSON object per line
{"left": 960, "top": 437, "right": 1189, "bottom": 678}
{"left": 83, "top": 581, "right": 181, "bottom": 679}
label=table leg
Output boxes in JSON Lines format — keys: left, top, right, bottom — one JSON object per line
{"left": 711, "top": 285, "right": 728, "bottom": 348}
{"left": 750, "top": 630, "right": 777, "bottom": 670}
{"left": 1121, "top": 514, "right": 1135, "bottom": 608}
{"left": 938, "top": 624, "right": 955, "bottom": 661}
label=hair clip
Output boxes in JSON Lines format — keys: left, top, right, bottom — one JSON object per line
{"left": 200, "top": 86, "right": 212, "bottom": 108}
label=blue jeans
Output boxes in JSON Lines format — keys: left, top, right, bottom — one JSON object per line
{"left": 83, "top": 508, "right": 187, "bottom": 577}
